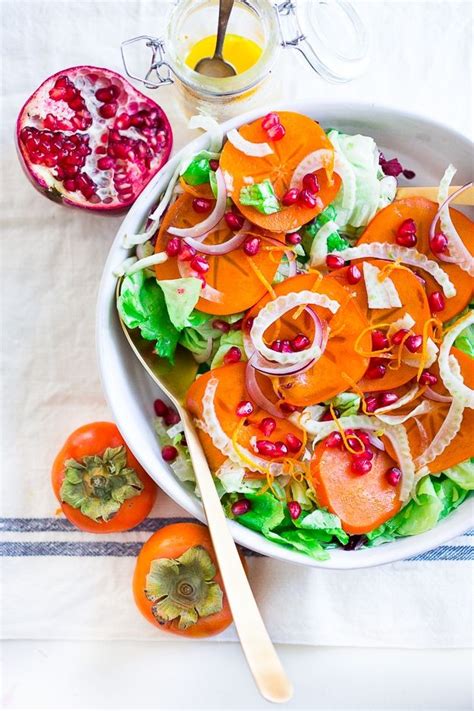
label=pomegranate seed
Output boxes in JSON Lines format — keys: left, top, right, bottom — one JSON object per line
{"left": 347, "top": 430, "right": 364, "bottom": 452}
{"left": 231, "top": 318, "right": 243, "bottom": 331}
{"left": 347, "top": 264, "right": 362, "bottom": 284}
{"left": 279, "top": 402, "right": 297, "bottom": 414}
{"left": 266, "top": 123, "right": 286, "bottom": 141}
{"left": 326, "top": 254, "right": 345, "bottom": 270}
{"left": 282, "top": 188, "right": 300, "bottom": 206}
{"left": 286, "top": 232, "right": 302, "bottom": 245}
{"left": 244, "top": 316, "right": 254, "bottom": 332}
{"left": 259, "top": 417, "right": 276, "bottom": 436}
{"left": 98, "top": 102, "right": 117, "bottom": 119}
{"left": 396, "top": 218, "right": 417, "bottom": 247}
{"left": 429, "top": 231, "right": 448, "bottom": 255}
{"left": 271, "top": 339, "right": 283, "bottom": 352}
{"left": 419, "top": 370, "right": 438, "bottom": 386}
{"left": 351, "top": 457, "right": 372, "bottom": 475}
{"left": 261, "top": 113, "right": 280, "bottom": 131}
{"left": 405, "top": 335, "right": 423, "bottom": 353}
{"left": 379, "top": 392, "right": 399, "bottom": 407}
{"left": 428, "top": 291, "right": 445, "bottom": 313}
{"left": 256, "top": 440, "right": 277, "bottom": 457}
{"left": 302, "top": 173, "right": 320, "bottom": 194}
{"left": 177, "top": 245, "right": 196, "bottom": 262}
{"left": 95, "top": 86, "right": 118, "bottom": 103}
{"left": 391, "top": 329, "right": 409, "bottom": 345}
{"left": 224, "top": 211, "right": 244, "bottom": 230}
{"left": 164, "top": 409, "right": 180, "bottom": 426}
{"left": 209, "top": 159, "right": 219, "bottom": 171}
{"left": 236, "top": 400, "right": 254, "bottom": 417}
{"left": 298, "top": 189, "right": 317, "bottom": 209}
{"left": 192, "top": 197, "right": 212, "bottom": 213}
{"left": 364, "top": 396, "right": 379, "bottom": 413}
{"left": 63, "top": 179, "right": 77, "bottom": 191}
{"left": 365, "top": 361, "right": 387, "bottom": 379}
{"left": 223, "top": 346, "right": 241, "bottom": 365}
{"left": 190, "top": 255, "right": 209, "bottom": 274}
{"left": 385, "top": 466, "right": 402, "bottom": 486}
{"left": 285, "top": 433, "right": 302, "bottom": 453}
{"left": 243, "top": 236, "right": 261, "bottom": 256}
{"left": 321, "top": 408, "right": 339, "bottom": 421}
{"left": 291, "top": 334, "right": 310, "bottom": 351}
{"left": 371, "top": 330, "right": 389, "bottom": 351}
{"left": 356, "top": 430, "right": 372, "bottom": 448}
{"left": 273, "top": 441, "right": 288, "bottom": 456}
{"left": 281, "top": 340, "right": 293, "bottom": 353}
{"left": 153, "top": 398, "right": 169, "bottom": 417}
{"left": 97, "top": 156, "right": 114, "bottom": 170}
{"left": 212, "top": 319, "right": 230, "bottom": 333}
{"left": 161, "top": 445, "right": 178, "bottom": 462}
{"left": 166, "top": 237, "right": 181, "bottom": 257}
{"left": 288, "top": 501, "right": 302, "bottom": 520}
{"left": 353, "top": 447, "right": 374, "bottom": 461}
{"left": 231, "top": 499, "right": 251, "bottom": 516}
{"left": 326, "top": 431, "right": 343, "bottom": 448}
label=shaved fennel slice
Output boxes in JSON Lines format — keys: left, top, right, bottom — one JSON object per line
{"left": 309, "top": 220, "right": 340, "bottom": 267}
{"left": 402, "top": 337, "right": 439, "bottom": 369}
{"left": 250, "top": 291, "right": 339, "bottom": 365}
{"left": 298, "top": 413, "right": 415, "bottom": 501}
{"left": 189, "top": 114, "right": 223, "bottom": 153}
{"left": 168, "top": 168, "right": 226, "bottom": 238}
{"left": 326, "top": 132, "right": 356, "bottom": 224}
{"left": 374, "top": 383, "right": 420, "bottom": 414}
{"left": 415, "top": 396, "right": 466, "bottom": 469}
{"left": 289, "top": 149, "right": 335, "bottom": 189}
{"left": 386, "top": 313, "right": 415, "bottom": 338}
{"left": 227, "top": 128, "right": 273, "bottom": 157}
{"left": 438, "top": 311, "right": 474, "bottom": 407}
{"left": 113, "top": 256, "right": 137, "bottom": 277}
{"left": 363, "top": 261, "right": 402, "bottom": 309}
{"left": 437, "top": 165, "right": 474, "bottom": 276}
{"left": 376, "top": 400, "right": 433, "bottom": 425}
{"left": 337, "top": 243, "right": 456, "bottom": 298}
{"left": 124, "top": 251, "right": 168, "bottom": 275}
{"left": 201, "top": 378, "right": 283, "bottom": 476}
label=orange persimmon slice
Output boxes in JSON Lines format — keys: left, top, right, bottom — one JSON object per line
{"left": 154, "top": 193, "right": 285, "bottom": 315}
{"left": 220, "top": 111, "right": 341, "bottom": 233}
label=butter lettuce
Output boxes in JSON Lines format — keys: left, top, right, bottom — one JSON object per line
{"left": 443, "top": 458, "right": 474, "bottom": 491}
{"left": 454, "top": 320, "right": 474, "bottom": 357}
{"left": 239, "top": 179, "right": 280, "bottom": 215}
{"left": 158, "top": 278, "right": 202, "bottom": 330}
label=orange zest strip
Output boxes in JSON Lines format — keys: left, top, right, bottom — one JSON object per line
{"left": 354, "top": 322, "right": 393, "bottom": 358}
{"left": 245, "top": 255, "right": 277, "bottom": 300}
{"left": 376, "top": 260, "right": 412, "bottom": 282}
{"left": 329, "top": 404, "right": 365, "bottom": 454}
{"left": 416, "top": 317, "right": 443, "bottom": 381}
{"left": 388, "top": 330, "right": 414, "bottom": 371}
{"left": 341, "top": 371, "right": 374, "bottom": 415}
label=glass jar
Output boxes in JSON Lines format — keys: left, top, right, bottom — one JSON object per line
{"left": 121, "top": 0, "right": 369, "bottom": 121}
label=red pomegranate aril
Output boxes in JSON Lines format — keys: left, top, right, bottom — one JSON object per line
{"left": 97, "top": 156, "right": 114, "bottom": 170}
{"left": 259, "top": 417, "right": 276, "bottom": 436}
{"left": 279, "top": 402, "right": 297, "bottom": 414}
{"left": 63, "top": 179, "right": 77, "bottom": 191}
{"left": 192, "top": 197, "right": 213, "bottom": 213}
{"left": 364, "top": 395, "right": 379, "bottom": 413}
{"left": 371, "top": 330, "right": 389, "bottom": 351}
{"left": 379, "top": 392, "right": 399, "bottom": 407}
{"left": 231, "top": 499, "right": 251, "bottom": 516}
{"left": 351, "top": 457, "right": 372, "bottom": 475}
{"left": 95, "top": 86, "right": 119, "bottom": 103}
{"left": 209, "top": 159, "right": 219, "bottom": 171}
{"left": 282, "top": 188, "right": 300, "bottom": 206}
{"left": 166, "top": 237, "right": 181, "bottom": 257}
{"left": 271, "top": 339, "right": 283, "bottom": 352}
{"left": 161, "top": 445, "right": 178, "bottom": 462}
{"left": 98, "top": 102, "right": 118, "bottom": 119}
{"left": 428, "top": 291, "right": 445, "bottom": 312}
{"left": 385, "top": 466, "right": 402, "bottom": 486}
{"left": 285, "top": 433, "right": 302, "bottom": 453}
{"left": 326, "top": 254, "right": 345, "bottom": 270}
{"left": 298, "top": 189, "right": 317, "bottom": 209}
{"left": 244, "top": 317, "right": 254, "bottom": 333}
{"left": 243, "top": 236, "right": 261, "bottom": 256}
{"left": 261, "top": 112, "right": 280, "bottom": 131}
{"left": 347, "top": 264, "right": 362, "bottom": 284}
{"left": 153, "top": 398, "right": 169, "bottom": 417}
{"left": 236, "top": 400, "right": 254, "bottom": 417}
{"left": 177, "top": 245, "right": 196, "bottom": 262}
{"left": 286, "top": 232, "right": 302, "bottom": 245}
{"left": 281, "top": 340, "right": 293, "bottom": 353}
{"left": 396, "top": 218, "right": 417, "bottom": 247}
{"left": 355, "top": 430, "right": 372, "bottom": 448}
{"left": 419, "top": 370, "right": 438, "bottom": 386}
{"left": 224, "top": 346, "right": 241, "bottom": 365}
{"left": 266, "top": 123, "right": 286, "bottom": 141}
{"left": 274, "top": 441, "right": 288, "bottom": 456}
{"left": 326, "top": 431, "right": 343, "bottom": 448}
{"left": 212, "top": 319, "right": 230, "bottom": 333}
{"left": 230, "top": 318, "right": 243, "bottom": 331}
{"left": 429, "top": 231, "right": 448, "bottom": 255}
{"left": 256, "top": 440, "right": 277, "bottom": 457}
{"left": 164, "top": 409, "right": 180, "bottom": 426}
{"left": 190, "top": 255, "right": 209, "bottom": 274}
{"left": 224, "top": 211, "right": 244, "bottom": 230}
{"left": 302, "top": 172, "right": 320, "bottom": 194}
{"left": 365, "top": 361, "right": 387, "bottom": 379}
{"left": 405, "top": 334, "right": 423, "bottom": 353}
{"left": 321, "top": 408, "right": 339, "bottom": 421}
{"left": 353, "top": 447, "right": 374, "bottom": 461}
{"left": 391, "top": 329, "right": 409, "bottom": 345}
{"left": 291, "top": 334, "right": 310, "bottom": 351}
{"left": 288, "top": 501, "right": 302, "bottom": 520}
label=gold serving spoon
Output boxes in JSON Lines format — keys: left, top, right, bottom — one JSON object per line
{"left": 396, "top": 184, "right": 474, "bottom": 205}
{"left": 115, "top": 280, "right": 293, "bottom": 704}
{"left": 194, "top": 0, "right": 237, "bottom": 78}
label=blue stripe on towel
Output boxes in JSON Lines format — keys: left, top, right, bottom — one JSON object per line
{"left": 0, "top": 517, "right": 192, "bottom": 533}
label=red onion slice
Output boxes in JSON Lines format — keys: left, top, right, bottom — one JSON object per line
{"left": 430, "top": 179, "right": 474, "bottom": 275}
{"left": 168, "top": 168, "right": 227, "bottom": 239}
{"left": 245, "top": 362, "right": 283, "bottom": 419}
{"left": 424, "top": 387, "right": 453, "bottom": 404}
{"left": 250, "top": 351, "right": 316, "bottom": 377}
{"left": 184, "top": 220, "right": 251, "bottom": 255}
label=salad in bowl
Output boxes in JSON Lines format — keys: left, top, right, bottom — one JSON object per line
{"left": 114, "top": 109, "right": 473, "bottom": 561}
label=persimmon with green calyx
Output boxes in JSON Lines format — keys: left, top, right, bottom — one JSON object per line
{"left": 51, "top": 422, "right": 157, "bottom": 533}
{"left": 311, "top": 437, "right": 402, "bottom": 535}
{"left": 133, "top": 522, "right": 247, "bottom": 637}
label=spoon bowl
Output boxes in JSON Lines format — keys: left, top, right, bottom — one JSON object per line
{"left": 194, "top": 0, "right": 237, "bottom": 78}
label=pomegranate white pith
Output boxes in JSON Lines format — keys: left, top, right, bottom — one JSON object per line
{"left": 16, "top": 66, "right": 172, "bottom": 212}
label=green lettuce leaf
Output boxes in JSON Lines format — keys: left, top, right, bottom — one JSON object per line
{"left": 210, "top": 330, "right": 245, "bottom": 368}
{"left": 118, "top": 271, "right": 180, "bottom": 362}
{"left": 454, "top": 322, "right": 474, "bottom": 357}
{"left": 239, "top": 179, "right": 280, "bottom": 215}
{"left": 158, "top": 278, "right": 202, "bottom": 330}
{"left": 443, "top": 458, "right": 474, "bottom": 491}
{"left": 297, "top": 509, "right": 349, "bottom": 545}
{"left": 181, "top": 151, "right": 212, "bottom": 186}
{"left": 326, "top": 392, "right": 361, "bottom": 417}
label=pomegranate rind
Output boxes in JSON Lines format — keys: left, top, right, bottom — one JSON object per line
{"left": 16, "top": 65, "right": 173, "bottom": 213}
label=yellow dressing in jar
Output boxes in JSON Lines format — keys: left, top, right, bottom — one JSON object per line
{"left": 185, "top": 34, "right": 262, "bottom": 75}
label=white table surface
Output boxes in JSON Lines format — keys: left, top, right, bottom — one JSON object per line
{"left": 2, "top": 1, "right": 473, "bottom": 709}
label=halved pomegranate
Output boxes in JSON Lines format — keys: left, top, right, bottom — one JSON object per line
{"left": 16, "top": 66, "right": 172, "bottom": 212}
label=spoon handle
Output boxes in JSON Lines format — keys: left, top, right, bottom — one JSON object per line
{"left": 214, "top": 0, "right": 234, "bottom": 58}
{"left": 180, "top": 408, "right": 293, "bottom": 704}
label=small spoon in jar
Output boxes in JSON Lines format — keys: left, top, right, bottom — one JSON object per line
{"left": 194, "top": 0, "right": 237, "bottom": 78}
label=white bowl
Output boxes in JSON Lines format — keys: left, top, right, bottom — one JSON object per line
{"left": 97, "top": 101, "right": 473, "bottom": 569}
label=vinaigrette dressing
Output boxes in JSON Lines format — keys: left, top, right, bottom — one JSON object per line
{"left": 185, "top": 34, "right": 263, "bottom": 75}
